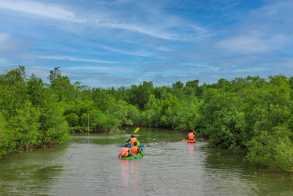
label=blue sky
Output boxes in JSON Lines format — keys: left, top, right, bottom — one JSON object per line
{"left": 0, "top": 0, "right": 292, "bottom": 87}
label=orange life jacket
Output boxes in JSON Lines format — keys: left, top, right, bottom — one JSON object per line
{"left": 130, "top": 137, "right": 137, "bottom": 145}
{"left": 119, "top": 147, "right": 129, "bottom": 157}
{"left": 188, "top": 132, "right": 195, "bottom": 140}
{"left": 130, "top": 146, "right": 139, "bottom": 155}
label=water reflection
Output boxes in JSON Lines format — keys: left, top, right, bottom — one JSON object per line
{"left": 186, "top": 143, "right": 196, "bottom": 157}
{"left": 251, "top": 171, "right": 293, "bottom": 196}
{"left": 73, "top": 129, "right": 185, "bottom": 145}
{"left": 119, "top": 160, "right": 141, "bottom": 194}
{"left": 204, "top": 147, "right": 293, "bottom": 196}
{"left": 120, "top": 160, "right": 129, "bottom": 188}
{"left": 0, "top": 146, "right": 67, "bottom": 196}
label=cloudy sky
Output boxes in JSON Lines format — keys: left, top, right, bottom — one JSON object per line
{"left": 0, "top": 0, "right": 292, "bottom": 87}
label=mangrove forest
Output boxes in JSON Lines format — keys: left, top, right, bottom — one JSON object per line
{"left": 0, "top": 66, "right": 292, "bottom": 172}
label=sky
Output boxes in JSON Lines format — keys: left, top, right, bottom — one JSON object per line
{"left": 0, "top": 0, "right": 292, "bottom": 87}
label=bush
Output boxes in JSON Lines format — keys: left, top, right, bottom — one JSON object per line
{"left": 0, "top": 113, "right": 15, "bottom": 157}
{"left": 8, "top": 101, "right": 40, "bottom": 149}
{"left": 247, "top": 126, "right": 293, "bottom": 171}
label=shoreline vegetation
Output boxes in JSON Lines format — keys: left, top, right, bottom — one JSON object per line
{"left": 0, "top": 66, "right": 292, "bottom": 172}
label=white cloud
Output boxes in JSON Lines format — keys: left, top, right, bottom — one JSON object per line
{"left": 214, "top": 0, "right": 293, "bottom": 56}
{"left": 190, "top": 24, "right": 212, "bottom": 39}
{"left": 156, "top": 46, "right": 173, "bottom": 52}
{"left": 96, "top": 21, "right": 177, "bottom": 40}
{"left": 215, "top": 33, "right": 288, "bottom": 54}
{"left": 216, "top": 35, "right": 270, "bottom": 54}
{"left": 0, "top": 0, "right": 82, "bottom": 22}
{"left": 0, "top": 33, "right": 9, "bottom": 43}
{"left": 64, "top": 65, "right": 135, "bottom": 74}
{"left": 37, "top": 55, "right": 117, "bottom": 64}
{"left": 95, "top": 18, "right": 211, "bottom": 41}
{"left": 99, "top": 45, "right": 152, "bottom": 57}
{"left": 0, "top": 32, "right": 16, "bottom": 51}
{"left": 0, "top": 0, "right": 210, "bottom": 41}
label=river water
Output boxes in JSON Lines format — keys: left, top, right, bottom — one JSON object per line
{"left": 0, "top": 131, "right": 292, "bottom": 196}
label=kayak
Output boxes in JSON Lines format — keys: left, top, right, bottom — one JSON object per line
{"left": 187, "top": 139, "right": 196, "bottom": 143}
{"left": 120, "top": 151, "right": 144, "bottom": 160}
{"left": 119, "top": 143, "right": 145, "bottom": 160}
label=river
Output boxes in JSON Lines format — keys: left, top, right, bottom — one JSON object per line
{"left": 0, "top": 130, "right": 292, "bottom": 196}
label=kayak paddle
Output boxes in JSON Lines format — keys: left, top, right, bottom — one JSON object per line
{"left": 134, "top": 127, "right": 140, "bottom": 133}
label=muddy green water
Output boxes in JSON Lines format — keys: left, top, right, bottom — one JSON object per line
{"left": 0, "top": 130, "right": 292, "bottom": 196}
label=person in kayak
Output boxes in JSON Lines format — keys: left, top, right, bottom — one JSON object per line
{"left": 127, "top": 134, "right": 139, "bottom": 146}
{"left": 130, "top": 142, "right": 140, "bottom": 155}
{"left": 119, "top": 147, "right": 130, "bottom": 158}
{"left": 187, "top": 130, "right": 196, "bottom": 143}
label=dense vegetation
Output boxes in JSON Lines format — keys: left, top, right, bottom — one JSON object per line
{"left": 0, "top": 67, "right": 69, "bottom": 157}
{"left": 0, "top": 66, "right": 292, "bottom": 171}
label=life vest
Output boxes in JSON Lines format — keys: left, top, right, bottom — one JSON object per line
{"left": 119, "top": 147, "right": 129, "bottom": 157}
{"left": 188, "top": 132, "right": 195, "bottom": 140}
{"left": 130, "top": 137, "right": 138, "bottom": 145}
{"left": 130, "top": 146, "right": 139, "bottom": 155}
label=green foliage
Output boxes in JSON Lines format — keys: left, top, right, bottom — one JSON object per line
{"left": 201, "top": 90, "right": 246, "bottom": 149}
{"left": 0, "top": 113, "right": 15, "bottom": 157}
{"left": 0, "top": 67, "right": 69, "bottom": 156}
{"left": 247, "top": 126, "right": 293, "bottom": 171}
{"left": 174, "top": 97, "right": 201, "bottom": 130}
{"left": 27, "top": 74, "right": 46, "bottom": 106}
{"left": 0, "top": 66, "right": 27, "bottom": 117}
{"left": 128, "top": 81, "right": 154, "bottom": 109}
{"left": 200, "top": 76, "right": 293, "bottom": 171}
{"left": 65, "top": 113, "right": 79, "bottom": 128}
{"left": 8, "top": 101, "right": 40, "bottom": 148}
{"left": 39, "top": 101, "right": 69, "bottom": 144}
{"left": 0, "top": 66, "right": 292, "bottom": 172}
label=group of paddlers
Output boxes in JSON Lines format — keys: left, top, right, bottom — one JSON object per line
{"left": 118, "top": 135, "right": 142, "bottom": 159}
{"left": 118, "top": 130, "right": 197, "bottom": 159}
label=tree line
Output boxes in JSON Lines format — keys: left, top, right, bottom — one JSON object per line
{"left": 0, "top": 66, "right": 292, "bottom": 171}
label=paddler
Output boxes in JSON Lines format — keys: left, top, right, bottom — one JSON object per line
{"left": 187, "top": 130, "right": 196, "bottom": 142}
{"left": 127, "top": 134, "right": 140, "bottom": 146}
{"left": 119, "top": 147, "right": 130, "bottom": 158}
{"left": 130, "top": 142, "right": 140, "bottom": 155}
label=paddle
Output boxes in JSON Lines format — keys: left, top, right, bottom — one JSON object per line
{"left": 134, "top": 127, "right": 140, "bottom": 133}
{"left": 133, "top": 127, "right": 145, "bottom": 151}
{"left": 118, "top": 127, "right": 141, "bottom": 147}
{"left": 131, "top": 127, "right": 144, "bottom": 151}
